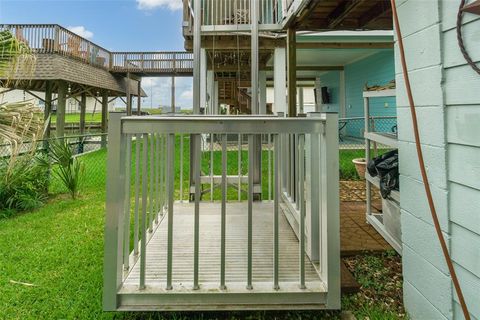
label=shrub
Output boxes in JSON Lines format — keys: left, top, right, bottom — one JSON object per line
{"left": 0, "top": 154, "right": 49, "bottom": 217}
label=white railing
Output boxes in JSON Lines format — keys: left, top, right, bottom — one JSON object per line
{"left": 184, "top": 0, "right": 285, "bottom": 33}
{"left": 103, "top": 113, "right": 340, "bottom": 310}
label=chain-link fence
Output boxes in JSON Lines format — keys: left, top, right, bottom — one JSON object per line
{"left": 0, "top": 133, "right": 108, "bottom": 193}
{"left": 339, "top": 116, "right": 397, "bottom": 181}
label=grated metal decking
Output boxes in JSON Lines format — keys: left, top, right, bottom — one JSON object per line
{"left": 119, "top": 202, "right": 327, "bottom": 310}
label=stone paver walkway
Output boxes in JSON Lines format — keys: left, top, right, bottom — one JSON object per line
{"left": 340, "top": 180, "right": 391, "bottom": 254}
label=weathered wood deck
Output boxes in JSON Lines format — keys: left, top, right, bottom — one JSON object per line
{"left": 119, "top": 202, "right": 326, "bottom": 310}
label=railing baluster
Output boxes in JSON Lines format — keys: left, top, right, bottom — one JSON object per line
{"left": 180, "top": 134, "right": 184, "bottom": 202}
{"left": 299, "top": 134, "right": 306, "bottom": 289}
{"left": 247, "top": 134, "right": 253, "bottom": 290}
{"left": 268, "top": 133, "right": 272, "bottom": 201}
{"left": 123, "top": 134, "right": 132, "bottom": 270}
{"left": 210, "top": 133, "right": 214, "bottom": 202}
{"left": 159, "top": 134, "right": 164, "bottom": 215}
{"left": 238, "top": 134, "right": 242, "bottom": 201}
{"left": 166, "top": 133, "right": 175, "bottom": 290}
{"left": 193, "top": 134, "right": 201, "bottom": 290}
{"left": 149, "top": 133, "right": 154, "bottom": 232}
{"left": 273, "top": 133, "right": 280, "bottom": 290}
{"left": 133, "top": 134, "right": 141, "bottom": 255}
{"left": 140, "top": 134, "right": 148, "bottom": 290}
{"left": 220, "top": 134, "right": 227, "bottom": 290}
{"left": 155, "top": 133, "right": 160, "bottom": 222}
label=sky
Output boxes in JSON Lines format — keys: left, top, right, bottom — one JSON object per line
{"left": 0, "top": 0, "right": 193, "bottom": 109}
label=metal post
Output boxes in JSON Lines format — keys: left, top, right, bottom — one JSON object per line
{"left": 180, "top": 134, "right": 184, "bottom": 201}
{"left": 79, "top": 92, "right": 87, "bottom": 135}
{"left": 299, "top": 134, "right": 306, "bottom": 289}
{"left": 250, "top": 0, "right": 259, "bottom": 114}
{"left": 192, "top": 0, "right": 202, "bottom": 114}
{"left": 220, "top": 134, "right": 227, "bottom": 290}
{"left": 149, "top": 134, "right": 154, "bottom": 232}
{"left": 273, "top": 133, "right": 280, "bottom": 290}
{"left": 140, "top": 134, "right": 148, "bottom": 290}
{"left": 133, "top": 134, "right": 141, "bottom": 256}
{"left": 103, "top": 113, "right": 126, "bottom": 310}
{"left": 247, "top": 134, "right": 254, "bottom": 290}
{"left": 287, "top": 27, "right": 297, "bottom": 117}
{"left": 238, "top": 134, "right": 242, "bottom": 201}
{"left": 123, "top": 135, "right": 132, "bottom": 270}
{"left": 193, "top": 134, "right": 201, "bottom": 290}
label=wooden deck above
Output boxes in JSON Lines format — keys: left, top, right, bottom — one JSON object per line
{"left": 0, "top": 24, "right": 194, "bottom": 81}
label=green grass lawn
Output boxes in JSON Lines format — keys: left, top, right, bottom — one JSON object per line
{"left": 51, "top": 113, "right": 103, "bottom": 124}
{"left": 0, "top": 145, "right": 403, "bottom": 319}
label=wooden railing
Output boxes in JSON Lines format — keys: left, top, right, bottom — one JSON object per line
{"left": 0, "top": 24, "right": 193, "bottom": 74}
{"left": 110, "top": 52, "right": 194, "bottom": 73}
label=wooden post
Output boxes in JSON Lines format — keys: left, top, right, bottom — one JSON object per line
{"left": 287, "top": 27, "right": 297, "bottom": 117}
{"left": 44, "top": 81, "right": 53, "bottom": 139}
{"left": 56, "top": 81, "right": 67, "bottom": 138}
{"left": 137, "top": 79, "right": 141, "bottom": 115}
{"left": 126, "top": 72, "right": 132, "bottom": 115}
{"left": 101, "top": 90, "right": 108, "bottom": 147}
{"left": 80, "top": 92, "right": 87, "bottom": 135}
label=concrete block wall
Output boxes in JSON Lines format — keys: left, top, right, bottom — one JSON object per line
{"left": 396, "top": 1, "right": 480, "bottom": 319}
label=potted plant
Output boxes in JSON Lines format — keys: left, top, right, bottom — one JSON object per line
{"left": 352, "top": 158, "right": 367, "bottom": 179}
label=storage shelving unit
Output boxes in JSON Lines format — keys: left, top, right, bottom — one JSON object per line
{"left": 363, "top": 89, "right": 402, "bottom": 254}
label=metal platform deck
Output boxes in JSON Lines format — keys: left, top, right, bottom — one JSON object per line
{"left": 119, "top": 202, "right": 327, "bottom": 310}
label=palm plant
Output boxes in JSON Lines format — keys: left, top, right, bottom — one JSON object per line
{"left": 38, "top": 140, "right": 85, "bottom": 199}
{"left": 0, "top": 29, "right": 37, "bottom": 85}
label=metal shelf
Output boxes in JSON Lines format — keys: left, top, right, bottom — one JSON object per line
{"left": 362, "top": 89, "right": 396, "bottom": 98}
{"left": 364, "top": 131, "right": 398, "bottom": 148}
{"left": 367, "top": 214, "right": 402, "bottom": 254}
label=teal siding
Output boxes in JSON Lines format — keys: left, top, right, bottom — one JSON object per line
{"left": 319, "top": 50, "right": 396, "bottom": 138}
{"left": 345, "top": 50, "right": 396, "bottom": 118}
{"left": 318, "top": 71, "right": 340, "bottom": 113}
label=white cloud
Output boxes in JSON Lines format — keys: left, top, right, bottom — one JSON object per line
{"left": 67, "top": 26, "right": 93, "bottom": 39}
{"left": 180, "top": 89, "right": 193, "bottom": 100}
{"left": 136, "top": 0, "right": 182, "bottom": 11}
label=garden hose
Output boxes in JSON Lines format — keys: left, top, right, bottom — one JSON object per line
{"left": 390, "top": 0, "right": 471, "bottom": 319}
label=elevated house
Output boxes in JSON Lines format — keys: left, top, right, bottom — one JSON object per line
{"left": 3, "top": 0, "right": 479, "bottom": 318}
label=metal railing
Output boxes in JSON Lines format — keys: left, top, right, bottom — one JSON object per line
{"left": 103, "top": 113, "right": 340, "bottom": 309}
{"left": 0, "top": 24, "right": 193, "bottom": 73}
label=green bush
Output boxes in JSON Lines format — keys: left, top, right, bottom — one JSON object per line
{"left": 0, "top": 155, "right": 49, "bottom": 217}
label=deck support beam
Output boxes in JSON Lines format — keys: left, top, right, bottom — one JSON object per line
{"left": 102, "top": 90, "right": 108, "bottom": 147}
{"left": 287, "top": 28, "right": 297, "bottom": 117}
{"left": 80, "top": 92, "right": 87, "bottom": 135}
{"left": 56, "top": 80, "right": 67, "bottom": 138}
{"left": 137, "top": 79, "right": 142, "bottom": 115}
{"left": 126, "top": 73, "right": 132, "bottom": 116}
{"left": 274, "top": 48, "right": 287, "bottom": 116}
{"left": 259, "top": 71, "right": 267, "bottom": 114}
{"left": 44, "top": 80, "right": 53, "bottom": 141}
